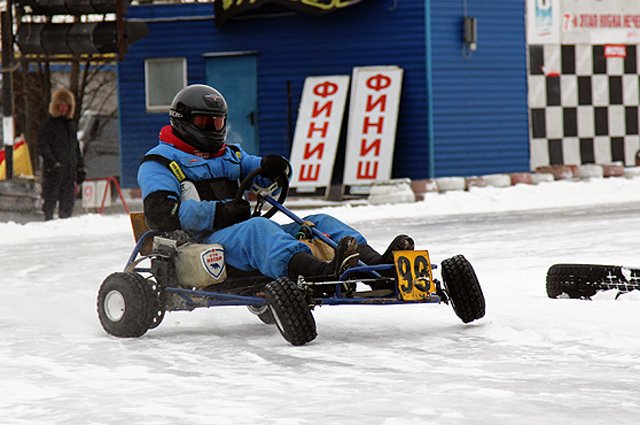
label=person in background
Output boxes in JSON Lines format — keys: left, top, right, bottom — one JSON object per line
{"left": 137, "top": 84, "right": 413, "bottom": 283}
{"left": 39, "top": 88, "right": 86, "bottom": 221}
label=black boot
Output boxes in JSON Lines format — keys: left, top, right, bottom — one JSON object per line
{"left": 358, "top": 234, "right": 415, "bottom": 265}
{"left": 381, "top": 234, "right": 414, "bottom": 263}
{"left": 358, "top": 235, "right": 414, "bottom": 290}
{"left": 288, "top": 236, "right": 359, "bottom": 280}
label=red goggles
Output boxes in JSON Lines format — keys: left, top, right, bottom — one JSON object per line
{"left": 191, "top": 115, "right": 226, "bottom": 132}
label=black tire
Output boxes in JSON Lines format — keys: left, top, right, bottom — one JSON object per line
{"left": 97, "top": 272, "right": 156, "bottom": 338}
{"left": 264, "top": 277, "right": 317, "bottom": 346}
{"left": 247, "top": 304, "right": 276, "bottom": 325}
{"left": 546, "top": 264, "right": 640, "bottom": 299}
{"left": 441, "top": 255, "right": 486, "bottom": 323}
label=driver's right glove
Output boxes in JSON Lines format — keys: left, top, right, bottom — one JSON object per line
{"left": 214, "top": 199, "right": 251, "bottom": 229}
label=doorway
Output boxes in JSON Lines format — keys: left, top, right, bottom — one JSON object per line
{"left": 205, "top": 53, "right": 259, "bottom": 154}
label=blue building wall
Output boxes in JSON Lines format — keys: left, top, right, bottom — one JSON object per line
{"left": 430, "top": 1, "right": 529, "bottom": 177}
{"left": 117, "top": 1, "right": 529, "bottom": 188}
{"left": 118, "top": 1, "right": 428, "bottom": 188}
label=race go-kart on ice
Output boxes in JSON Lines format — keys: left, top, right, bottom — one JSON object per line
{"left": 97, "top": 168, "right": 486, "bottom": 346}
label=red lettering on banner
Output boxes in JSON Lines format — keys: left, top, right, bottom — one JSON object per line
{"left": 299, "top": 164, "right": 321, "bottom": 181}
{"left": 307, "top": 121, "right": 329, "bottom": 138}
{"left": 366, "top": 74, "right": 392, "bottom": 91}
{"left": 360, "top": 138, "right": 380, "bottom": 157}
{"left": 311, "top": 100, "right": 333, "bottom": 118}
{"left": 599, "top": 14, "right": 621, "bottom": 28}
{"left": 365, "top": 94, "right": 387, "bottom": 113}
{"left": 354, "top": 75, "right": 390, "bottom": 183}
{"left": 357, "top": 161, "right": 379, "bottom": 180}
{"left": 362, "top": 116, "right": 384, "bottom": 134}
{"left": 579, "top": 14, "right": 598, "bottom": 28}
{"left": 624, "top": 15, "right": 640, "bottom": 29}
{"left": 303, "top": 142, "right": 325, "bottom": 160}
{"left": 313, "top": 81, "right": 338, "bottom": 98}
{"left": 573, "top": 14, "right": 640, "bottom": 29}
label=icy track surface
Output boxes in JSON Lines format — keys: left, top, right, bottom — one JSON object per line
{"left": 1, "top": 177, "right": 640, "bottom": 425}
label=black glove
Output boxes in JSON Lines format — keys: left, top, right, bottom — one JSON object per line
{"left": 260, "top": 155, "right": 289, "bottom": 180}
{"left": 76, "top": 166, "right": 87, "bottom": 185}
{"left": 214, "top": 199, "right": 250, "bottom": 229}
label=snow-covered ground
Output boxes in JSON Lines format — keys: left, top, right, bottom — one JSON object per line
{"left": 1, "top": 177, "right": 640, "bottom": 425}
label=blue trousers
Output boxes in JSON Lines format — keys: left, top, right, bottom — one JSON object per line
{"left": 203, "top": 214, "right": 367, "bottom": 279}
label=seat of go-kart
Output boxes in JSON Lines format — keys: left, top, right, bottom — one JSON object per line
{"left": 130, "top": 211, "right": 273, "bottom": 287}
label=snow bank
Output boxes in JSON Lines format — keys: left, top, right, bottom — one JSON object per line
{"left": 1, "top": 176, "right": 639, "bottom": 242}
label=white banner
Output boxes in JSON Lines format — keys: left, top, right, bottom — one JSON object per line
{"left": 561, "top": 0, "right": 640, "bottom": 44}
{"left": 527, "top": 0, "right": 561, "bottom": 44}
{"left": 343, "top": 66, "right": 403, "bottom": 195}
{"left": 289, "top": 75, "right": 350, "bottom": 196}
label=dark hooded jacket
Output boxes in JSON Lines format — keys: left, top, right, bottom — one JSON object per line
{"left": 39, "top": 88, "right": 84, "bottom": 178}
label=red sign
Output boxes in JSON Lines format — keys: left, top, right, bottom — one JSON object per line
{"left": 604, "top": 44, "right": 627, "bottom": 58}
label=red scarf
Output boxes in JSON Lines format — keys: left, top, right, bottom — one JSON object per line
{"left": 158, "top": 125, "right": 226, "bottom": 158}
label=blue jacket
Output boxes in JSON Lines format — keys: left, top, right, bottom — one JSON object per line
{"left": 138, "top": 139, "right": 268, "bottom": 240}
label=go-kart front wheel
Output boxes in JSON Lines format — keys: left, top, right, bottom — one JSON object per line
{"left": 97, "top": 272, "right": 158, "bottom": 338}
{"left": 264, "top": 277, "right": 317, "bottom": 346}
{"left": 441, "top": 255, "right": 485, "bottom": 323}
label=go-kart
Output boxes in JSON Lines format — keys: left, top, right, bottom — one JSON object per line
{"left": 97, "top": 168, "right": 486, "bottom": 346}
{"left": 546, "top": 263, "right": 640, "bottom": 299}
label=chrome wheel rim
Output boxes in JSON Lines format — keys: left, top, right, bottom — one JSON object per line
{"left": 104, "top": 290, "right": 126, "bottom": 322}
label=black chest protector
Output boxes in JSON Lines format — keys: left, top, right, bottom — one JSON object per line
{"left": 141, "top": 153, "right": 239, "bottom": 201}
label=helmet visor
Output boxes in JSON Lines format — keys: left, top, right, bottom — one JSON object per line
{"left": 191, "top": 114, "right": 226, "bottom": 132}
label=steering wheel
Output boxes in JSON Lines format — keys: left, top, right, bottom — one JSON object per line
{"left": 235, "top": 167, "right": 289, "bottom": 219}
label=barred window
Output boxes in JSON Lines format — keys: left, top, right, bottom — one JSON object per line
{"left": 145, "top": 58, "right": 187, "bottom": 112}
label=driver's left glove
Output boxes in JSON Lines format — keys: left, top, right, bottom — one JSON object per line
{"left": 260, "top": 155, "right": 289, "bottom": 180}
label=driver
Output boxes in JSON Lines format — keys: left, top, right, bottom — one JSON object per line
{"left": 137, "top": 84, "right": 414, "bottom": 281}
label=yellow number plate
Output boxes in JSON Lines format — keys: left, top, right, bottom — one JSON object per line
{"left": 393, "top": 250, "right": 436, "bottom": 301}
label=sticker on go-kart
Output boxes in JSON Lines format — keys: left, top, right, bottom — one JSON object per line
{"left": 393, "top": 250, "right": 435, "bottom": 301}
{"left": 201, "top": 247, "right": 225, "bottom": 279}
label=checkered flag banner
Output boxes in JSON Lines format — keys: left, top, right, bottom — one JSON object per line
{"left": 528, "top": 43, "right": 640, "bottom": 169}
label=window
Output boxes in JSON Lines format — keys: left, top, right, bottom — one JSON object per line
{"left": 145, "top": 58, "right": 187, "bottom": 112}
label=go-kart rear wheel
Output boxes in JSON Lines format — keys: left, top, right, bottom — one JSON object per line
{"left": 97, "top": 272, "right": 157, "bottom": 338}
{"left": 441, "top": 255, "right": 485, "bottom": 323}
{"left": 264, "top": 277, "right": 317, "bottom": 346}
{"left": 247, "top": 304, "right": 276, "bottom": 325}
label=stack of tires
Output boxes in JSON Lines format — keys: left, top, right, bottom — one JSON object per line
{"left": 546, "top": 264, "right": 640, "bottom": 299}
